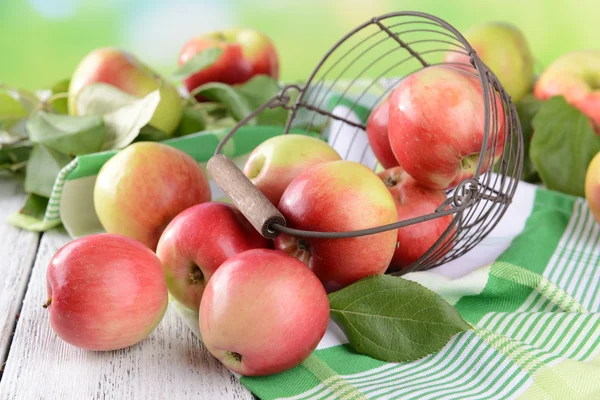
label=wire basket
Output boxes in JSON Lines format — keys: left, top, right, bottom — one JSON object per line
{"left": 207, "top": 11, "right": 523, "bottom": 275}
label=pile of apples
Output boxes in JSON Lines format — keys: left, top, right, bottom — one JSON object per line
{"left": 42, "top": 22, "right": 512, "bottom": 378}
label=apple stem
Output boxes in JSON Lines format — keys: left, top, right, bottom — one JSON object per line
{"left": 385, "top": 176, "right": 398, "bottom": 187}
{"left": 42, "top": 298, "right": 52, "bottom": 309}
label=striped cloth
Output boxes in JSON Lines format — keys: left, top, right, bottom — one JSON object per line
{"left": 235, "top": 184, "right": 600, "bottom": 399}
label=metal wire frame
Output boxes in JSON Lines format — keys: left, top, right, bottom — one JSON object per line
{"left": 214, "top": 11, "right": 523, "bottom": 274}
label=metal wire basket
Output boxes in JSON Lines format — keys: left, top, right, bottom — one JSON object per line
{"left": 207, "top": 11, "right": 523, "bottom": 275}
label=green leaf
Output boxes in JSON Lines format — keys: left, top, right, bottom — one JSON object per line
{"left": 6, "top": 193, "right": 62, "bottom": 232}
{"left": 75, "top": 83, "right": 161, "bottom": 150}
{"left": 0, "top": 141, "right": 31, "bottom": 172}
{"left": 27, "top": 111, "right": 105, "bottom": 155}
{"left": 24, "top": 144, "right": 72, "bottom": 198}
{"left": 235, "top": 75, "right": 289, "bottom": 126}
{"left": 530, "top": 96, "right": 600, "bottom": 197}
{"left": 48, "top": 78, "right": 70, "bottom": 114}
{"left": 190, "top": 82, "right": 252, "bottom": 121}
{"left": 328, "top": 274, "right": 471, "bottom": 363}
{"left": 173, "top": 105, "right": 207, "bottom": 137}
{"left": 0, "top": 92, "right": 28, "bottom": 120}
{"left": 515, "top": 94, "right": 543, "bottom": 182}
{"left": 134, "top": 125, "right": 170, "bottom": 142}
{"left": 171, "top": 47, "right": 223, "bottom": 80}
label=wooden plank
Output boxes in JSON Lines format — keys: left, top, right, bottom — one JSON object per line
{"left": 0, "top": 175, "right": 40, "bottom": 365}
{"left": 0, "top": 229, "right": 253, "bottom": 399}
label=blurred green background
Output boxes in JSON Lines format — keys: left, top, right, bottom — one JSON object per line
{"left": 1, "top": 0, "right": 597, "bottom": 91}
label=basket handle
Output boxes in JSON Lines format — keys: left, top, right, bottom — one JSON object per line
{"left": 207, "top": 154, "right": 286, "bottom": 239}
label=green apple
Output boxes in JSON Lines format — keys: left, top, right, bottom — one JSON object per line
{"left": 445, "top": 22, "right": 535, "bottom": 102}
{"left": 68, "top": 48, "right": 183, "bottom": 135}
{"left": 94, "top": 142, "right": 211, "bottom": 250}
{"left": 242, "top": 134, "right": 341, "bottom": 205}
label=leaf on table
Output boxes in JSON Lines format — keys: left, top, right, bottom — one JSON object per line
{"left": 0, "top": 141, "right": 32, "bottom": 172}
{"left": 27, "top": 111, "right": 105, "bottom": 155}
{"left": 171, "top": 47, "right": 223, "bottom": 81}
{"left": 235, "top": 75, "right": 289, "bottom": 126}
{"left": 100, "top": 90, "right": 161, "bottom": 150}
{"left": 190, "top": 82, "right": 252, "bottom": 121}
{"left": 134, "top": 124, "right": 170, "bottom": 142}
{"left": 6, "top": 193, "right": 62, "bottom": 232}
{"left": 530, "top": 96, "right": 600, "bottom": 197}
{"left": 328, "top": 274, "right": 471, "bottom": 363}
{"left": 48, "top": 78, "right": 70, "bottom": 114}
{"left": 24, "top": 144, "right": 72, "bottom": 198}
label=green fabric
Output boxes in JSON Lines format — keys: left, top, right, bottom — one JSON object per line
{"left": 241, "top": 188, "right": 600, "bottom": 399}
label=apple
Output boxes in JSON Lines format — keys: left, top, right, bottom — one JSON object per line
{"left": 534, "top": 50, "right": 600, "bottom": 130}
{"left": 274, "top": 160, "right": 398, "bottom": 292}
{"left": 179, "top": 28, "right": 279, "bottom": 95}
{"left": 378, "top": 166, "right": 454, "bottom": 270}
{"left": 242, "top": 134, "right": 341, "bottom": 205}
{"left": 94, "top": 142, "right": 211, "bottom": 250}
{"left": 68, "top": 47, "right": 183, "bottom": 135}
{"left": 155, "top": 202, "right": 271, "bottom": 311}
{"left": 44, "top": 233, "right": 168, "bottom": 351}
{"left": 585, "top": 152, "right": 600, "bottom": 224}
{"left": 366, "top": 96, "right": 398, "bottom": 169}
{"left": 199, "top": 248, "right": 329, "bottom": 376}
{"left": 388, "top": 65, "right": 505, "bottom": 190}
{"left": 444, "top": 22, "right": 535, "bottom": 103}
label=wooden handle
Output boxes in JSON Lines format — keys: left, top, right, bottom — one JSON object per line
{"left": 207, "top": 154, "right": 286, "bottom": 239}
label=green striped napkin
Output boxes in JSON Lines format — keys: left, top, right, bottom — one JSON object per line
{"left": 236, "top": 185, "right": 600, "bottom": 399}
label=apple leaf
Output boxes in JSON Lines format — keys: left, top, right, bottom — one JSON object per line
{"left": 328, "top": 274, "right": 471, "bottom": 363}
{"left": 75, "top": 83, "right": 141, "bottom": 115}
{"left": 24, "top": 144, "right": 72, "bottom": 198}
{"left": 515, "top": 94, "right": 542, "bottom": 183}
{"left": 134, "top": 125, "right": 170, "bottom": 142}
{"left": 173, "top": 105, "right": 207, "bottom": 137}
{"left": 530, "top": 96, "right": 600, "bottom": 197}
{"left": 0, "top": 141, "right": 31, "bottom": 172}
{"left": 48, "top": 78, "right": 70, "bottom": 114}
{"left": 27, "top": 111, "right": 106, "bottom": 156}
{"left": 190, "top": 82, "right": 252, "bottom": 121}
{"left": 75, "top": 83, "right": 161, "bottom": 150}
{"left": 171, "top": 47, "right": 223, "bottom": 81}
{"left": 235, "top": 75, "right": 289, "bottom": 126}
{"left": 6, "top": 193, "right": 62, "bottom": 232}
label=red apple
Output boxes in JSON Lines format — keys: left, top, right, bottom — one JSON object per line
{"left": 378, "top": 166, "right": 454, "bottom": 270}
{"left": 155, "top": 202, "right": 271, "bottom": 311}
{"left": 534, "top": 50, "right": 600, "bottom": 131}
{"left": 199, "top": 248, "right": 329, "bottom": 376}
{"left": 179, "top": 28, "right": 279, "bottom": 95}
{"left": 388, "top": 65, "right": 505, "bottom": 190}
{"left": 366, "top": 96, "right": 398, "bottom": 169}
{"left": 242, "top": 134, "right": 341, "bottom": 205}
{"left": 94, "top": 142, "right": 211, "bottom": 250}
{"left": 44, "top": 233, "right": 168, "bottom": 351}
{"left": 68, "top": 48, "right": 183, "bottom": 136}
{"left": 585, "top": 152, "right": 600, "bottom": 224}
{"left": 274, "top": 160, "right": 398, "bottom": 292}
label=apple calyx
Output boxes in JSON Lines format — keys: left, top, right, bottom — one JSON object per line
{"left": 227, "top": 351, "right": 243, "bottom": 363}
{"left": 188, "top": 265, "right": 204, "bottom": 284}
{"left": 42, "top": 298, "right": 52, "bottom": 309}
{"left": 460, "top": 153, "right": 481, "bottom": 171}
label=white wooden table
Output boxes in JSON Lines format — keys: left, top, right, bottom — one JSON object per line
{"left": 0, "top": 173, "right": 254, "bottom": 399}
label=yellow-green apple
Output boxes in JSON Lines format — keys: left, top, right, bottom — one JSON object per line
{"left": 585, "top": 152, "right": 600, "bottom": 223}
{"left": 388, "top": 65, "right": 505, "bottom": 190}
{"left": 242, "top": 134, "right": 341, "bottom": 205}
{"left": 366, "top": 96, "right": 398, "bottom": 169}
{"left": 534, "top": 50, "right": 600, "bottom": 130}
{"left": 378, "top": 166, "right": 454, "bottom": 270}
{"left": 44, "top": 233, "right": 168, "bottom": 351}
{"left": 94, "top": 142, "right": 211, "bottom": 250}
{"left": 274, "top": 160, "right": 398, "bottom": 292}
{"left": 179, "top": 28, "right": 279, "bottom": 95}
{"left": 444, "top": 22, "right": 535, "bottom": 103}
{"left": 199, "top": 248, "right": 329, "bottom": 376}
{"left": 156, "top": 202, "right": 271, "bottom": 311}
{"left": 68, "top": 47, "right": 183, "bottom": 135}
